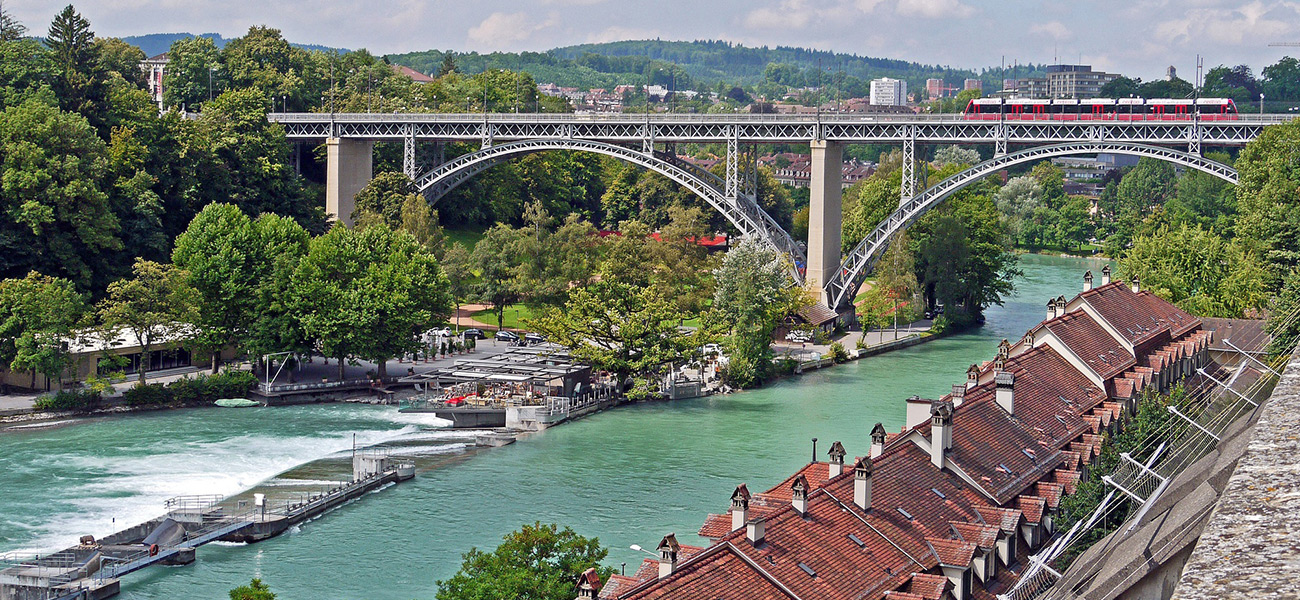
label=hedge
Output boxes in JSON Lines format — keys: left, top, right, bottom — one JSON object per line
{"left": 123, "top": 383, "right": 172, "bottom": 406}
{"left": 34, "top": 389, "right": 102, "bottom": 412}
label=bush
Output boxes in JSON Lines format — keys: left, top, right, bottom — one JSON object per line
{"left": 164, "top": 370, "right": 257, "bottom": 405}
{"left": 35, "top": 389, "right": 101, "bottom": 412}
{"left": 773, "top": 358, "right": 798, "bottom": 377}
{"left": 123, "top": 383, "right": 173, "bottom": 406}
{"left": 828, "top": 341, "right": 849, "bottom": 363}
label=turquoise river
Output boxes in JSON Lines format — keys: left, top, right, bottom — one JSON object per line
{"left": 0, "top": 254, "right": 1107, "bottom": 600}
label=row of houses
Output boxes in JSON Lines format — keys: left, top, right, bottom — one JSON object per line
{"left": 575, "top": 267, "right": 1253, "bottom": 600}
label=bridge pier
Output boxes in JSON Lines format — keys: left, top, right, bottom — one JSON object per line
{"left": 325, "top": 137, "right": 373, "bottom": 226}
{"left": 807, "top": 140, "right": 843, "bottom": 307}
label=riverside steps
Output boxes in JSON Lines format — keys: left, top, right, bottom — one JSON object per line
{"left": 0, "top": 449, "right": 414, "bottom": 600}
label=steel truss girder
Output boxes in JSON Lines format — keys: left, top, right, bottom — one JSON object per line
{"left": 273, "top": 114, "right": 1274, "bottom": 146}
{"left": 413, "top": 139, "right": 804, "bottom": 281}
{"left": 825, "top": 141, "right": 1240, "bottom": 309}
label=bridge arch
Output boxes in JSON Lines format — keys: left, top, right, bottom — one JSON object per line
{"left": 414, "top": 138, "right": 805, "bottom": 280}
{"left": 826, "top": 142, "right": 1239, "bottom": 309}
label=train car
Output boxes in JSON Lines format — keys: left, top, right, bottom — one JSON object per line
{"left": 963, "top": 97, "right": 1239, "bottom": 121}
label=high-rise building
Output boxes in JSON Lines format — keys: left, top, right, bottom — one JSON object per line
{"left": 964, "top": 78, "right": 983, "bottom": 92}
{"left": 869, "top": 77, "right": 907, "bottom": 106}
{"left": 926, "top": 78, "right": 944, "bottom": 100}
{"left": 1045, "top": 64, "right": 1119, "bottom": 99}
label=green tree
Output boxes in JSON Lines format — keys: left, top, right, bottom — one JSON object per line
{"left": 222, "top": 26, "right": 315, "bottom": 107}
{"left": 1233, "top": 119, "right": 1300, "bottom": 290}
{"left": 0, "top": 2, "right": 25, "bottom": 41}
{"left": 1165, "top": 158, "right": 1237, "bottom": 235}
{"left": 0, "top": 36, "right": 55, "bottom": 111}
{"left": 162, "top": 36, "right": 223, "bottom": 110}
{"left": 99, "top": 259, "right": 199, "bottom": 383}
{"left": 1121, "top": 224, "right": 1267, "bottom": 318}
{"left": 435, "top": 523, "right": 614, "bottom": 600}
{"left": 0, "top": 99, "right": 120, "bottom": 289}
{"left": 229, "top": 578, "right": 275, "bottom": 600}
{"left": 0, "top": 273, "right": 87, "bottom": 389}
{"left": 45, "top": 5, "right": 108, "bottom": 129}
{"left": 994, "top": 176, "right": 1042, "bottom": 246}
{"left": 1262, "top": 56, "right": 1300, "bottom": 102}
{"left": 933, "top": 145, "right": 980, "bottom": 167}
{"left": 245, "top": 212, "right": 312, "bottom": 362}
{"left": 196, "top": 88, "right": 320, "bottom": 226}
{"left": 93, "top": 37, "right": 146, "bottom": 89}
{"left": 708, "top": 239, "right": 802, "bottom": 387}
{"left": 172, "top": 204, "right": 265, "bottom": 371}
{"left": 874, "top": 231, "right": 919, "bottom": 338}
{"left": 469, "top": 224, "right": 524, "bottom": 331}
{"left": 353, "top": 171, "right": 419, "bottom": 228}
{"left": 442, "top": 242, "right": 473, "bottom": 329}
{"left": 531, "top": 278, "right": 697, "bottom": 399}
{"left": 1099, "top": 76, "right": 1142, "bottom": 99}
{"left": 910, "top": 178, "right": 1018, "bottom": 322}
{"left": 841, "top": 169, "right": 902, "bottom": 256}
{"left": 292, "top": 225, "right": 451, "bottom": 379}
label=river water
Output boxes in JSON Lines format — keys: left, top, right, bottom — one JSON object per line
{"left": 0, "top": 254, "right": 1106, "bottom": 600}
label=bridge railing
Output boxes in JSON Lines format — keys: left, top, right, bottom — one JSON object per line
{"left": 269, "top": 112, "right": 1298, "bottom": 125}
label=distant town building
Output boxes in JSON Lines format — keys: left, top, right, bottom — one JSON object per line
{"left": 759, "top": 152, "right": 874, "bottom": 188}
{"left": 1000, "top": 65, "right": 1119, "bottom": 99}
{"left": 927, "top": 78, "right": 943, "bottom": 100}
{"left": 1166, "top": 65, "right": 1178, "bottom": 81}
{"left": 869, "top": 77, "right": 907, "bottom": 106}
{"left": 389, "top": 64, "right": 434, "bottom": 84}
{"left": 964, "top": 78, "right": 983, "bottom": 92}
{"left": 141, "top": 53, "right": 168, "bottom": 109}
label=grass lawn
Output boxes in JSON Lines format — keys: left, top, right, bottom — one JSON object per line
{"left": 444, "top": 228, "right": 486, "bottom": 252}
{"left": 471, "top": 304, "right": 538, "bottom": 331}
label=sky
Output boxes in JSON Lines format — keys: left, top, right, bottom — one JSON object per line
{"left": 8, "top": 0, "right": 1300, "bottom": 81}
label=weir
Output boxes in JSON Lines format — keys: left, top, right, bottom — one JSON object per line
{"left": 0, "top": 449, "right": 415, "bottom": 600}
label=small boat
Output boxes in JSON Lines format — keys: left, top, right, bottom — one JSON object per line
{"left": 214, "top": 398, "right": 260, "bottom": 408}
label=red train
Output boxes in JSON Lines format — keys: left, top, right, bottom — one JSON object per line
{"left": 963, "top": 97, "right": 1238, "bottom": 121}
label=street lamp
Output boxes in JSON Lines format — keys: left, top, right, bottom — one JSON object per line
{"left": 208, "top": 66, "right": 215, "bottom": 103}
{"left": 1260, "top": 93, "right": 1265, "bottom": 114}
{"left": 466, "top": 96, "right": 471, "bottom": 113}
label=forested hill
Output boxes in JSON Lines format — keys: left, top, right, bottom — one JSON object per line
{"left": 385, "top": 40, "right": 1041, "bottom": 92}
{"left": 121, "top": 32, "right": 343, "bottom": 57}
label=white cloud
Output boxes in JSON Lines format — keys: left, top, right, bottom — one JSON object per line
{"left": 1152, "top": 1, "right": 1300, "bottom": 46}
{"left": 894, "top": 0, "right": 975, "bottom": 19}
{"left": 744, "top": 0, "right": 812, "bottom": 30}
{"left": 587, "top": 25, "right": 661, "bottom": 44}
{"left": 1029, "top": 20, "right": 1072, "bottom": 41}
{"left": 467, "top": 12, "right": 550, "bottom": 47}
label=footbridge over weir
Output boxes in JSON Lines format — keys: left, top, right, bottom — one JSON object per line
{"left": 270, "top": 112, "right": 1292, "bottom": 308}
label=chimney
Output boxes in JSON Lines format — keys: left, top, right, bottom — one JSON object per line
{"left": 994, "top": 340, "right": 1009, "bottom": 372}
{"left": 995, "top": 371, "right": 1016, "bottom": 415}
{"left": 1083, "top": 270, "right": 1093, "bottom": 291}
{"left": 1101, "top": 265, "right": 1112, "bottom": 285}
{"left": 657, "top": 534, "right": 680, "bottom": 579}
{"left": 827, "top": 441, "right": 846, "bottom": 478}
{"left": 966, "top": 364, "right": 979, "bottom": 389}
{"left": 1046, "top": 298, "right": 1057, "bottom": 321}
{"left": 574, "top": 567, "right": 602, "bottom": 600}
{"left": 870, "top": 422, "right": 887, "bottom": 458}
{"left": 791, "top": 474, "right": 809, "bottom": 515}
{"left": 746, "top": 516, "right": 766, "bottom": 544}
{"left": 930, "top": 399, "right": 954, "bottom": 469}
{"left": 951, "top": 384, "right": 966, "bottom": 407}
{"left": 1056, "top": 295, "right": 1068, "bottom": 318}
{"left": 1131, "top": 276, "right": 1141, "bottom": 293}
{"left": 853, "top": 456, "right": 874, "bottom": 510}
{"left": 731, "top": 484, "right": 750, "bottom": 532}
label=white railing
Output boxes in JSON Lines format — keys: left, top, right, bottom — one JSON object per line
{"left": 269, "top": 112, "right": 1298, "bottom": 125}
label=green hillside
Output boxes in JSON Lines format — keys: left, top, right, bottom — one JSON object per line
{"left": 385, "top": 40, "right": 1046, "bottom": 95}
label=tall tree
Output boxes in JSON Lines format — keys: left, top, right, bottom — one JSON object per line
{"left": 162, "top": 35, "right": 223, "bottom": 110}
{"left": 0, "top": 99, "right": 119, "bottom": 289}
{"left": 93, "top": 37, "right": 147, "bottom": 89}
{"left": 436, "top": 523, "right": 613, "bottom": 600}
{"left": 99, "top": 259, "right": 198, "bottom": 383}
{"left": 0, "top": 273, "right": 87, "bottom": 390}
{"left": 1234, "top": 119, "right": 1300, "bottom": 290}
{"left": 707, "top": 239, "right": 802, "bottom": 388}
{"left": 470, "top": 224, "right": 524, "bottom": 331}
{"left": 0, "top": 1, "right": 26, "bottom": 41}
{"left": 1120, "top": 224, "right": 1267, "bottom": 318}
{"left": 172, "top": 203, "right": 263, "bottom": 371}
{"left": 45, "top": 5, "right": 107, "bottom": 129}
{"left": 874, "top": 231, "right": 918, "bottom": 339}
{"left": 291, "top": 225, "right": 451, "bottom": 379}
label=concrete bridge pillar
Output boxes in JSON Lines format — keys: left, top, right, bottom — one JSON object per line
{"left": 807, "top": 140, "right": 843, "bottom": 306}
{"left": 325, "top": 137, "right": 373, "bottom": 226}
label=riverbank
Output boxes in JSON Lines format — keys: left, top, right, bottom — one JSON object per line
{"left": 0, "top": 254, "right": 1108, "bottom": 600}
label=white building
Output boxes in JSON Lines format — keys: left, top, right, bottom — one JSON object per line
{"left": 869, "top": 78, "right": 907, "bottom": 106}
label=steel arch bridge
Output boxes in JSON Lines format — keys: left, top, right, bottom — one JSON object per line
{"left": 413, "top": 138, "right": 805, "bottom": 279}
{"left": 823, "top": 142, "right": 1240, "bottom": 309}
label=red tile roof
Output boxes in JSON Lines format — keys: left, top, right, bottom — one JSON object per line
{"left": 951, "top": 521, "right": 1000, "bottom": 549}
{"left": 927, "top": 537, "right": 978, "bottom": 567}
{"left": 974, "top": 505, "right": 1023, "bottom": 533}
{"left": 1079, "top": 282, "right": 1176, "bottom": 348}
{"left": 1035, "top": 482, "right": 1065, "bottom": 509}
{"left": 1043, "top": 309, "right": 1136, "bottom": 380}
{"left": 906, "top": 573, "right": 950, "bottom": 599}
{"left": 884, "top": 593, "right": 926, "bottom": 600}
{"left": 617, "top": 543, "right": 801, "bottom": 600}
{"left": 1017, "top": 496, "right": 1046, "bottom": 525}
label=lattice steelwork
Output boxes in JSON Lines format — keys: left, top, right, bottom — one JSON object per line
{"left": 269, "top": 112, "right": 1282, "bottom": 303}
{"left": 825, "top": 142, "right": 1240, "bottom": 308}
{"left": 411, "top": 139, "right": 804, "bottom": 278}
{"left": 270, "top": 113, "right": 1288, "bottom": 146}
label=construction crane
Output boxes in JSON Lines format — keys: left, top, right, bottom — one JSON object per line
{"left": 1269, "top": 42, "right": 1300, "bottom": 47}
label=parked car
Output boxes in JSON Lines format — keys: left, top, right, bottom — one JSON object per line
{"left": 524, "top": 332, "right": 547, "bottom": 345}
{"left": 494, "top": 330, "right": 521, "bottom": 343}
{"left": 433, "top": 327, "right": 452, "bottom": 337}
{"left": 461, "top": 328, "right": 485, "bottom": 340}
{"left": 701, "top": 343, "right": 722, "bottom": 356}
